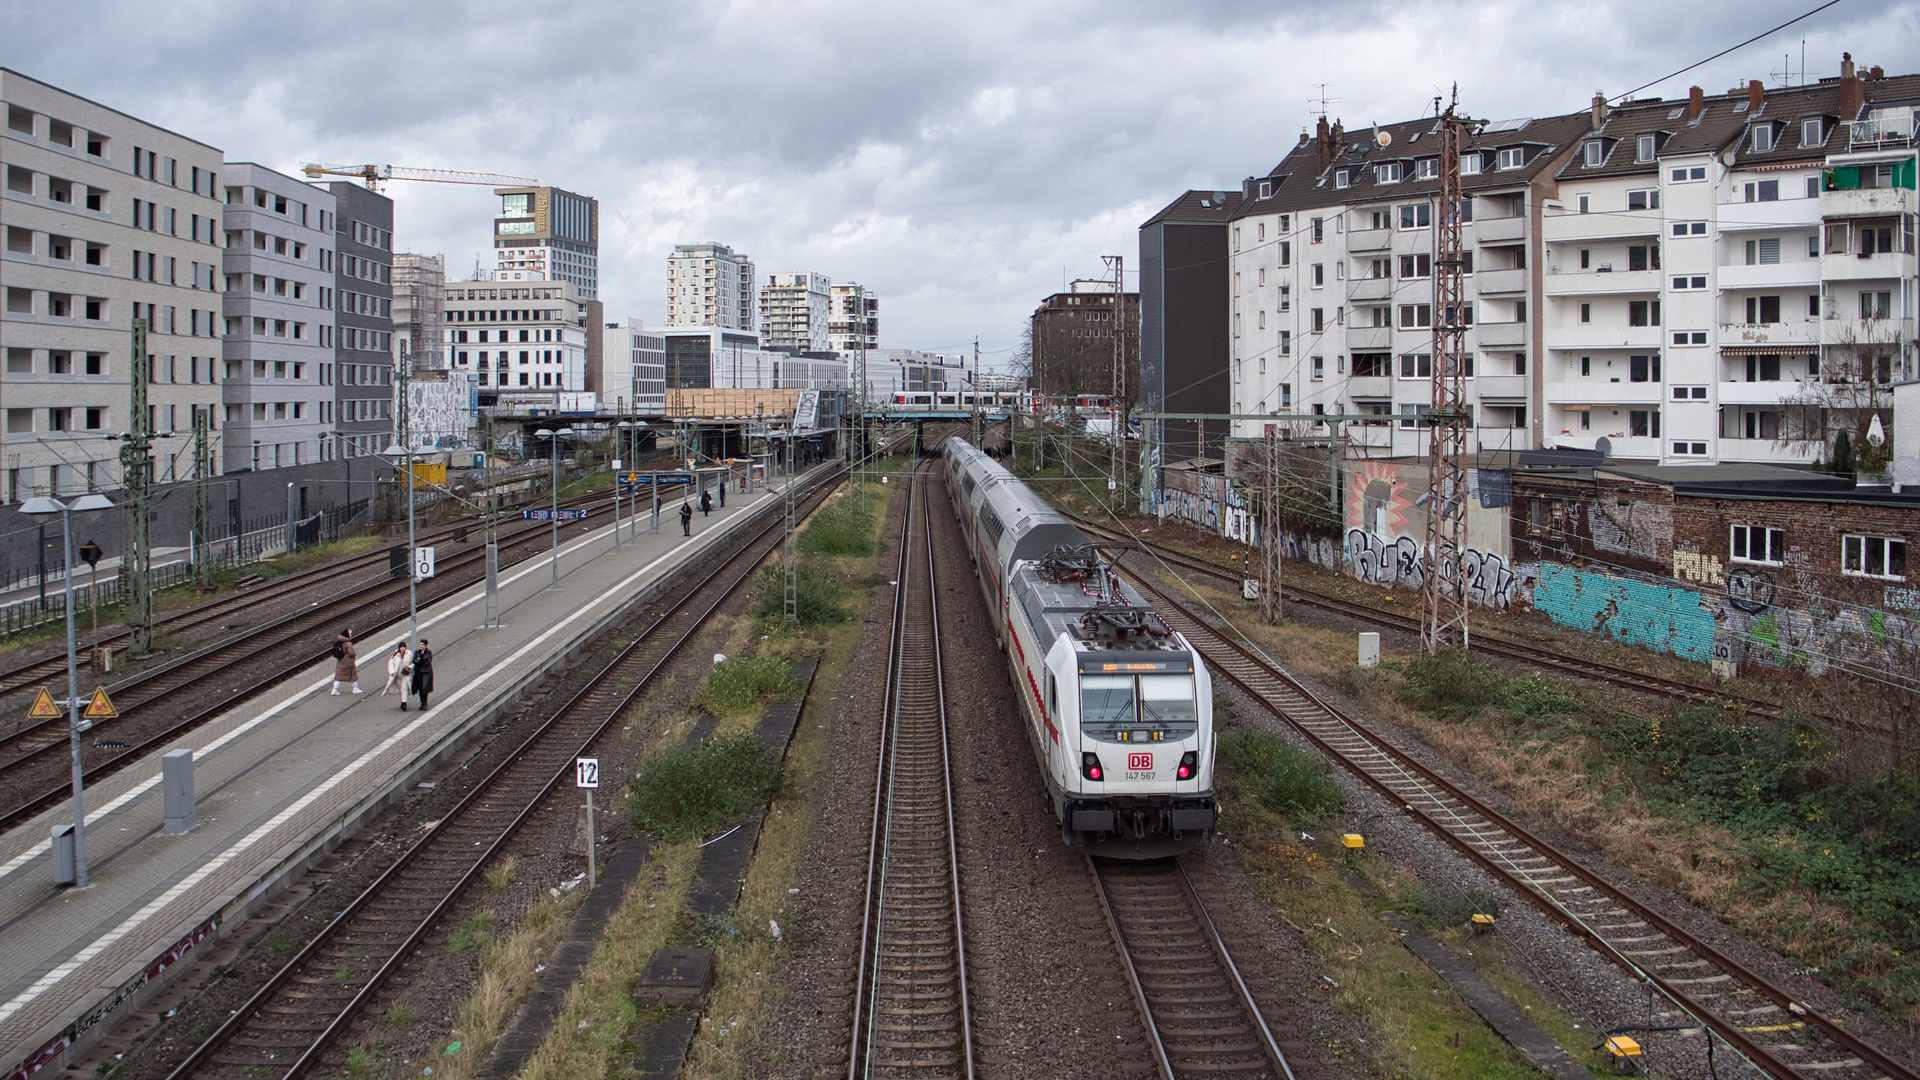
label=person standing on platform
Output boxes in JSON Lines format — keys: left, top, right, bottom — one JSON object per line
{"left": 700, "top": 489, "right": 713, "bottom": 516}
{"left": 383, "top": 643, "right": 410, "bottom": 703}
{"left": 680, "top": 502, "right": 694, "bottom": 536}
{"left": 410, "top": 639, "right": 435, "bottom": 711}
{"left": 331, "top": 629, "right": 361, "bottom": 696}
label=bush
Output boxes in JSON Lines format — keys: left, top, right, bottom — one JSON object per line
{"left": 693, "top": 655, "right": 800, "bottom": 715}
{"left": 1400, "top": 648, "right": 1502, "bottom": 719}
{"left": 1219, "top": 729, "right": 1344, "bottom": 820}
{"left": 752, "top": 564, "right": 851, "bottom": 626}
{"left": 798, "top": 498, "right": 875, "bottom": 556}
{"left": 628, "top": 734, "right": 785, "bottom": 841}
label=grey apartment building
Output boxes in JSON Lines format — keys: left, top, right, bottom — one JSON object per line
{"left": 326, "top": 182, "right": 395, "bottom": 459}
{"left": 1141, "top": 189, "right": 1241, "bottom": 464}
{"left": 220, "top": 164, "right": 335, "bottom": 472}
{"left": 2, "top": 68, "right": 227, "bottom": 497}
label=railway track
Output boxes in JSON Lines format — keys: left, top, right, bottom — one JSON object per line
{"left": 1089, "top": 858, "right": 1295, "bottom": 1080}
{"left": 1118, "top": 565, "right": 1918, "bottom": 1080}
{"left": 0, "top": 482, "right": 702, "bottom": 836}
{"left": 160, "top": 469, "right": 841, "bottom": 1080}
{"left": 846, "top": 462, "right": 974, "bottom": 1079}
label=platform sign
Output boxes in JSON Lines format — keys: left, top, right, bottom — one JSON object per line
{"left": 84, "top": 686, "right": 117, "bottom": 720}
{"left": 414, "top": 546, "right": 436, "bottom": 581}
{"left": 621, "top": 472, "right": 693, "bottom": 488}
{"left": 28, "top": 688, "right": 61, "bottom": 720}
{"left": 575, "top": 757, "right": 599, "bottom": 789}
{"left": 522, "top": 508, "right": 591, "bottom": 522}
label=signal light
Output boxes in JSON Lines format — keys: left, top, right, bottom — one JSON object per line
{"left": 1177, "top": 750, "right": 1198, "bottom": 780}
{"left": 1081, "top": 752, "right": 1104, "bottom": 781}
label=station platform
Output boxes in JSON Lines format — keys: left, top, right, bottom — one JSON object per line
{"left": 0, "top": 469, "right": 818, "bottom": 1079}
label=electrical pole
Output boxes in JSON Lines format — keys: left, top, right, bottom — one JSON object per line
{"left": 1263, "top": 424, "right": 1282, "bottom": 624}
{"left": 121, "top": 319, "right": 154, "bottom": 657}
{"left": 1424, "top": 88, "right": 1475, "bottom": 655}
{"left": 483, "top": 412, "right": 501, "bottom": 628}
{"left": 191, "top": 408, "right": 211, "bottom": 590}
{"left": 1104, "top": 254, "right": 1124, "bottom": 513}
{"left": 972, "top": 336, "right": 981, "bottom": 447}
{"left": 851, "top": 284, "right": 870, "bottom": 511}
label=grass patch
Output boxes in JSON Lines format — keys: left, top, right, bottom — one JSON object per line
{"left": 485, "top": 854, "right": 518, "bottom": 894}
{"left": 410, "top": 893, "right": 576, "bottom": 1080}
{"left": 628, "top": 734, "right": 785, "bottom": 842}
{"left": 447, "top": 911, "right": 496, "bottom": 954}
{"left": 1218, "top": 728, "right": 1344, "bottom": 821}
{"left": 384, "top": 1002, "right": 417, "bottom": 1028}
{"left": 1399, "top": 648, "right": 1505, "bottom": 720}
{"left": 797, "top": 495, "right": 876, "bottom": 556}
{"left": 751, "top": 563, "right": 852, "bottom": 627}
{"left": 692, "top": 655, "right": 801, "bottom": 716}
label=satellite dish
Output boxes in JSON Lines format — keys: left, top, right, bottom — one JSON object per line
{"left": 1868, "top": 414, "right": 1887, "bottom": 447}
{"left": 1213, "top": 191, "right": 1228, "bottom": 204}
{"left": 1595, "top": 436, "right": 1613, "bottom": 457}
{"left": 1376, "top": 129, "right": 1393, "bottom": 147}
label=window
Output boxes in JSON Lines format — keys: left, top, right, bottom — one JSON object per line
{"left": 1731, "top": 525, "right": 1786, "bottom": 564}
{"left": 1278, "top": 331, "right": 1290, "bottom": 355}
{"left": 1671, "top": 330, "right": 1709, "bottom": 345}
{"left": 1629, "top": 354, "right": 1661, "bottom": 382}
{"left": 1670, "top": 165, "right": 1707, "bottom": 182}
{"left": 1627, "top": 189, "right": 1660, "bottom": 210}
{"left": 1861, "top": 290, "right": 1892, "bottom": 320}
{"left": 1671, "top": 221, "right": 1708, "bottom": 237}
{"left": 1311, "top": 217, "right": 1324, "bottom": 242}
{"left": 1810, "top": 294, "right": 1822, "bottom": 318}
{"left": 1861, "top": 225, "right": 1894, "bottom": 255}
{"left": 1398, "top": 403, "right": 1433, "bottom": 428}
{"left": 1399, "top": 204, "right": 1430, "bottom": 228}
{"left": 1745, "top": 354, "right": 1782, "bottom": 381}
{"left": 1801, "top": 118, "right": 1826, "bottom": 147}
{"left": 1745, "top": 295, "right": 1781, "bottom": 323}
{"left": 1312, "top": 355, "right": 1325, "bottom": 381}
{"left": 1398, "top": 304, "right": 1432, "bottom": 329}
{"left": 1628, "top": 300, "right": 1661, "bottom": 326}
{"left": 1496, "top": 147, "right": 1526, "bottom": 170}
{"left": 1629, "top": 409, "right": 1661, "bottom": 437}
{"left": 1582, "top": 140, "right": 1605, "bottom": 166}
{"left": 1398, "top": 254, "right": 1431, "bottom": 278}
{"left": 1334, "top": 169, "right": 1351, "bottom": 189}
{"left": 1628, "top": 244, "right": 1660, "bottom": 271}
{"left": 1671, "top": 275, "right": 1708, "bottom": 290}
{"left": 1580, "top": 303, "right": 1592, "bottom": 324}
{"left": 1671, "top": 441, "right": 1708, "bottom": 456}
{"left": 1416, "top": 158, "right": 1438, "bottom": 180}
{"left": 1278, "top": 242, "right": 1290, "bottom": 266}
{"left": 1353, "top": 353, "right": 1390, "bottom": 377}
{"left": 1807, "top": 176, "right": 1822, "bottom": 200}
{"left": 1744, "top": 179, "right": 1780, "bottom": 202}
{"left": 1399, "top": 352, "right": 1432, "bottom": 377}
{"left": 1671, "top": 385, "right": 1708, "bottom": 400}
{"left": 1636, "top": 133, "right": 1657, "bottom": 162}
{"left": 1309, "top": 308, "right": 1323, "bottom": 332}
{"left": 1844, "top": 534, "right": 1907, "bottom": 578}
{"left": 1460, "top": 153, "right": 1482, "bottom": 175}
{"left": 1278, "top": 285, "right": 1290, "bottom": 311}
{"left": 1744, "top": 238, "right": 1781, "bottom": 265}
{"left": 1257, "top": 180, "right": 1272, "bottom": 198}
{"left": 1311, "top": 263, "right": 1324, "bottom": 287}
{"left": 1751, "top": 125, "right": 1775, "bottom": 152}
{"left": 1375, "top": 162, "right": 1402, "bottom": 184}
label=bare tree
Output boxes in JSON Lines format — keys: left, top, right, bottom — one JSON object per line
{"left": 1777, "top": 325, "right": 1900, "bottom": 475}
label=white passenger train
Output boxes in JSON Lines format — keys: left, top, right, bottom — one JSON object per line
{"left": 942, "top": 437, "right": 1216, "bottom": 856}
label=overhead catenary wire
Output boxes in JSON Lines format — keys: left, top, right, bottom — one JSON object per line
{"left": 1610, "top": 0, "right": 1851, "bottom": 104}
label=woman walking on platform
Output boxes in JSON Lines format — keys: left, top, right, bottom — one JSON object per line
{"left": 410, "top": 639, "right": 435, "bottom": 711}
{"left": 331, "top": 629, "right": 361, "bottom": 696}
{"left": 383, "top": 643, "right": 410, "bottom": 703}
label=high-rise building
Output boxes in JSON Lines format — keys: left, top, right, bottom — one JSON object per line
{"left": 828, "top": 283, "right": 878, "bottom": 353}
{"left": 1, "top": 68, "right": 228, "bottom": 498}
{"left": 597, "top": 320, "right": 666, "bottom": 415}
{"left": 444, "top": 279, "right": 590, "bottom": 408}
{"left": 393, "top": 253, "right": 446, "bottom": 371}
{"left": 1140, "top": 190, "right": 1241, "bottom": 463}
{"left": 667, "top": 242, "right": 755, "bottom": 330}
{"left": 759, "top": 271, "right": 832, "bottom": 350}
{"left": 219, "top": 164, "right": 337, "bottom": 473}
{"left": 492, "top": 186, "right": 598, "bottom": 301}
{"left": 324, "top": 181, "right": 395, "bottom": 459}
{"left": 1030, "top": 280, "right": 1138, "bottom": 399}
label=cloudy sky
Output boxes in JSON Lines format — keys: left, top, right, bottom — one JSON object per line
{"left": 6, "top": 0, "right": 1917, "bottom": 368}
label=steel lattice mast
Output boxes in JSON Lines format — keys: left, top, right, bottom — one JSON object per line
{"left": 1424, "top": 91, "right": 1476, "bottom": 655}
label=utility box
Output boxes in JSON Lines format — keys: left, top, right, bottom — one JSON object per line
{"left": 1605, "top": 1035, "right": 1642, "bottom": 1073}
{"left": 51, "top": 824, "right": 75, "bottom": 885}
{"left": 634, "top": 947, "right": 714, "bottom": 1007}
{"left": 90, "top": 646, "right": 118, "bottom": 673}
{"left": 1358, "top": 632, "right": 1381, "bottom": 668}
{"left": 162, "top": 749, "right": 195, "bottom": 834}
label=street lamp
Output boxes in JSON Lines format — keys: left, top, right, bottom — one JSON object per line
{"left": 381, "top": 435, "right": 420, "bottom": 646}
{"left": 534, "top": 427, "right": 575, "bottom": 586}
{"left": 21, "top": 492, "right": 114, "bottom": 889}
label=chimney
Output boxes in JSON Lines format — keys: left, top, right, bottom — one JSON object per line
{"left": 1748, "top": 79, "right": 1765, "bottom": 113}
{"left": 1871, "top": 65, "right": 1885, "bottom": 79}
{"left": 1299, "top": 128, "right": 1310, "bottom": 147}
{"left": 1841, "top": 52, "right": 1863, "bottom": 121}
{"left": 1331, "top": 118, "right": 1344, "bottom": 149}
{"left": 1314, "top": 115, "right": 1332, "bottom": 170}
{"left": 1688, "top": 85, "right": 1706, "bottom": 121}
{"left": 1591, "top": 91, "right": 1607, "bottom": 130}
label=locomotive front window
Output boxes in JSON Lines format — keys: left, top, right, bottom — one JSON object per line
{"left": 1080, "top": 676, "right": 1136, "bottom": 728}
{"left": 1080, "top": 673, "right": 1200, "bottom": 743}
{"left": 1139, "top": 675, "right": 1196, "bottom": 726}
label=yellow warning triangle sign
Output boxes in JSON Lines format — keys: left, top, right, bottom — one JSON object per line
{"left": 28, "top": 688, "right": 61, "bottom": 720}
{"left": 84, "top": 686, "right": 117, "bottom": 720}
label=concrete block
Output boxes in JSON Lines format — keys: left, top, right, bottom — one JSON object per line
{"left": 162, "top": 748, "right": 195, "bottom": 834}
{"left": 634, "top": 947, "right": 714, "bottom": 1007}
{"left": 1358, "top": 631, "right": 1381, "bottom": 668}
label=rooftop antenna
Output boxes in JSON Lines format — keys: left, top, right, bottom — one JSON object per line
{"left": 1308, "top": 83, "right": 1340, "bottom": 120}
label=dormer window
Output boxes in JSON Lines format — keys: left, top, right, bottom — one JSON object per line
{"left": 1460, "top": 153, "right": 1483, "bottom": 175}
{"left": 1583, "top": 140, "right": 1606, "bottom": 166}
{"left": 1258, "top": 180, "right": 1272, "bottom": 199}
{"left": 1751, "top": 124, "right": 1775, "bottom": 152}
{"left": 1496, "top": 147, "right": 1526, "bottom": 170}
{"left": 1415, "top": 158, "right": 1438, "bottom": 180}
{"left": 1635, "top": 133, "right": 1657, "bottom": 162}
{"left": 1801, "top": 118, "right": 1826, "bottom": 147}
{"left": 1334, "top": 169, "right": 1352, "bottom": 189}
{"left": 1375, "top": 162, "right": 1403, "bottom": 184}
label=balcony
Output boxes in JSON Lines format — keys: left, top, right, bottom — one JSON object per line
{"left": 1347, "top": 277, "right": 1392, "bottom": 301}
{"left": 1719, "top": 318, "right": 1820, "bottom": 347}
{"left": 1823, "top": 315, "right": 1916, "bottom": 346}
{"left": 1716, "top": 197, "right": 1819, "bottom": 231}
{"left": 1477, "top": 373, "right": 1528, "bottom": 399}
{"left": 1475, "top": 267, "right": 1528, "bottom": 295}
{"left": 1718, "top": 438, "right": 1820, "bottom": 465}
{"left": 1717, "top": 262, "right": 1821, "bottom": 289}
{"left": 1348, "top": 228, "right": 1392, "bottom": 252}
{"left": 1475, "top": 216, "right": 1526, "bottom": 244}
{"left": 1346, "top": 325, "right": 1392, "bottom": 349}
{"left": 1718, "top": 380, "right": 1808, "bottom": 404}
{"left": 1475, "top": 321, "right": 1528, "bottom": 347}
{"left": 1546, "top": 324, "right": 1663, "bottom": 350}
{"left": 1821, "top": 186, "right": 1917, "bottom": 219}
{"left": 1347, "top": 375, "right": 1391, "bottom": 399}
{"left": 1544, "top": 268, "right": 1661, "bottom": 296}
{"left": 1543, "top": 211, "right": 1663, "bottom": 243}
{"left": 1546, "top": 381, "right": 1664, "bottom": 405}
{"left": 1822, "top": 249, "right": 1911, "bottom": 281}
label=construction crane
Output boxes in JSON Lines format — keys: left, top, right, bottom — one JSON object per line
{"left": 299, "top": 163, "right": 538, "bottom": 192}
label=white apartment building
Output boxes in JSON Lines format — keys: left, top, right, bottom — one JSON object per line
{"left": 759, "top": 271, "right": 831, "bottom": 351}
{"left": 828, "top": 283, "right": 879, "bottom": 354}
{"left": 667, "top": 242, "right": 755, "bottom": 330}
{"left": 598, "top": 320, "right": 667, "bottom": 414}
{"left": 445, "top": 280, "right": 590, "bottom": 407}
{"left": 1543, "top": 62, "right": 1917, "bottom": 465}
{"left": 219, "top": 164, "right": 336, "bottom": 472}
{"left": 2, "top": 69, "right": 228, "bottom": 497}
{"left": 1227, "top": 111, "right": 1588, "bottom": 454}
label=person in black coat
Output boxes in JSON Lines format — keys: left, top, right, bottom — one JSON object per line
{"left": 699, "top": 489, "right": 713, "bottom": 516}
{"left": 680, "top": 502, "right": 694, "bottom": 536}
{"left": 409, "top": 639, "right": 434, "bottom": 711}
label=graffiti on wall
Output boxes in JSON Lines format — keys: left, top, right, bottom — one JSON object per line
{"left": 1343, "top": 528, "right": 1526, "bottom": 610}
{"left": 1338, "top": 459, "right": 1520, "bottom": 609}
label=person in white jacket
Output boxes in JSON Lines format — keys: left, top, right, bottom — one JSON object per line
{"left": 382, "top": 643, "right": 411, "bottom": 706}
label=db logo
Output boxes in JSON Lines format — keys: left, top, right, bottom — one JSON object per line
{"left": 1127, "top": 752, "right": 1153, "bottom": 771}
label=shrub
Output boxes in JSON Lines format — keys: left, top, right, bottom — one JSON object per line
{"left": 628, "top": 734, "right": 785, "bottom": 841}
{"left": 752, "top": 564, "right": 851, "bottom": 626}
{"left": 798, "top": 498, "right": 875, "bottom": 556}
{"left": 1503, "top": 673, "right": 1580, "bottom": 723}
{"left": 1400, "top": 648, "right": 1501, "bottom": 719}
{"left": 1402, "top": 880, "right": 1504, "bottom": 930}
{"left": 693, "top": 655, "right": 800, "bottom": 715}
{"left": 1219, "top": 729, "right": 1344, "bottom": 820}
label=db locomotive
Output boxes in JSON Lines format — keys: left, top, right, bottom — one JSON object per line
{"left": 943, "top": 438, "right": 1216, "bottom": 857}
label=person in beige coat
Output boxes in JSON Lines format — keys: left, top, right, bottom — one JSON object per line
{"left": 331, "top": 629, "right": 362, "bottom": 695}
{"left": 381, "top": 643, "right": 411, "bottom": 703}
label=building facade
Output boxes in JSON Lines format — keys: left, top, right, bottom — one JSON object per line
{"left": 325, "top": 181, "right": 395, "bottom": 460}
{"left": 2, "top": 68, "right": 227, "bottom": 497}
{"left": 828, "top": 283, "right": 878, "bottom": 353}
{"left": 1140, "top": 190, "right": 1241, "bottom": 464}
{"left": 667, "top": 242, "right": 755, "bottom": 330}
{"left": 1029, "top": 280, "right": 1138, "bottom": 401}
{"left": 759, "top": 271, "right": 831, "bottom": 351}
{"left": 445, "top": 280, "right": 589, "bottom": 410}
{"left": 492, "top": 186, "right": 598, "bottom": 302}
{"left": 594, "top": 320, "right": 667, "bottom": 415}
{"left": 393, "top": 252, "right": 446, "bottom": 370}
{"left": 219, "top": 164, "right": 336, "bottom": 472}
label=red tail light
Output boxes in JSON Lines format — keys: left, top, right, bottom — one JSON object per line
{"left": 1081, "top": 752, "right": 1104, "bottom": 781}
{"left": 1177, "top": 751, "right": 1198, "bottom": 780}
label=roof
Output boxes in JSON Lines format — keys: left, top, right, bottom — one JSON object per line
{"left": 0, "top": 67, "right": 223, "bottom": 153}
{"left": 1142, "top": 189, "right": 1244, "bottom": 229}
{"left": 1598, "top": 463, "right": 1853, "bottom": 491}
